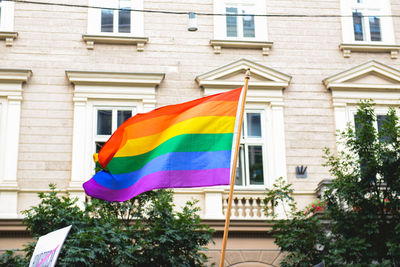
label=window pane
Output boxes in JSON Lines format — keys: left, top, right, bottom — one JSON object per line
{"left": 101, "top": 9, "right": 114, "bottom": 32}
{"left": 242, "top": 11, "right": 255, "bottom": 38}
{"left": 377, "top": 115, "right": 386, "bottom": 133}
{"left": 235, "top": 146, "right": 244, "bottom": 186}
{"left": 369, "top": 16, "right": 381, "bottom": 41}
{"left": 226, "top": 7, "right": 238, "bottom": 37}
{"left": 247, "top": 113, "right": 261, "bottom": 137}
{"left": 117, "top": 110, "right": 132, "bottom": 127}
{"left": 97, "top": 110, "right": 112, "bottom": 135}
{"left": 353, "top": 11, "right": 364, "bottom": 41}
{"left": 119, "top": 0, "right": 131, "bottom": 33}
{"left": 249, "top": 146, "right": 264, "bottom": 185}
{"left": 95, "top": 142, "right": 106, "bottom": 153}
{"left": 377, "top": 115, "right": 389, "bottom": 141}
{"left": 354, "top": 114, "right": 362, "bottom": 137}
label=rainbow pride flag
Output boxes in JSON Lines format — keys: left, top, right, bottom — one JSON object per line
{"left": 83, "top": 87, "right": 243, "bottom": 202}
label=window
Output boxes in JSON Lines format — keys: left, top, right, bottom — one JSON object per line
{"left": 196, "top": 59, "right": 291, "bottom": 189}
{"left": 94, "top": 107, "right": 134, "bottom": 153}
{"left": 323, "top": 60, "right": 400, "bottom": 141}
{"left": 352, "top": 11, "right": 381, "bottom": 42}
{"left": 353, "top": 110, "right": 391, "bottom": 141}
{"left": 341, "top": 0, "right": 394, "bottom": 44}
{"left": 0, "top": 69, "right": 31, "bottom": 218}
{"left": 100, "top": 0, "right": 131, "bottom": 33}
{"left": 235, "top": 111, "right": 266, "bottom": 187}
{"left": 87, "top": 0, "right": 144, "bottom": 36}
{"left": 66, "top": 70, "right": 165, "bottom": 202}
{"left": 226, "top": 6, "right": 255, "bottom": 38}
{"left": 0, "top": 0, "right": 14, "bottom": 31}
{"left": 213, "top": 0, "right": 267, "bottom": 41}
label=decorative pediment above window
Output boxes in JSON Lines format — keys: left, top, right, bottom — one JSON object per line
{"left": 66, "top": 70, "right": 165, "bottom": 110}
{"left": 0, "top": 69, "right": 32, "bottom": 100}
{"left": 66, "top": 70, "right": 165, "bottom": 197}
{"left": 195, "top": 58, "right": 291, "bottom": 104}
{"left": 323, "top": 60, "right": 400, "bottom": 105}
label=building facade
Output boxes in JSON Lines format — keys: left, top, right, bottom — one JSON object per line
{"left": 1, "top": 0, "right": 400, "bottom": 266}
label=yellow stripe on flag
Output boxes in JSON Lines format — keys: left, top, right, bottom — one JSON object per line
{"left": 115, "top": 116, "right": 236, "bottom": 158}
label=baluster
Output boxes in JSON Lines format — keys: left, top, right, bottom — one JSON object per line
{"left": 223, "top": 196, "right": 228, "bottom": 216}
{"left": 231, "top": 197, "right": 238, "bottom": 218}
{"left": 236, "top": 197, "right": 244, "bottom": 219}
{"left": 255, "top": 198, "right": 262, "bottom": 218}
{"left": 260, "top": 198, "right": 267, "bottom": 219}
{"left": 244, "top": 197, "right": 251, "bottom": 218}
{"left": 249, "top": 198, "right": 256, "bottom": 218}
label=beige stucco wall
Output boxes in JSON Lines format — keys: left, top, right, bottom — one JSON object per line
{"left": 1, "top": 0, "right": 398, "bottom": 199}
{"left": 1, "top": 0, "right": 400, "bottom": 260}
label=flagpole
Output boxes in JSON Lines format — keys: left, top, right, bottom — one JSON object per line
{"left": 219, "top": 68, "right": 250, "bottom": 267}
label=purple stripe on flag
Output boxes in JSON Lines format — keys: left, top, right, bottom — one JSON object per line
{"left": 83, "top": 168, "right": 230, "bottom": 202}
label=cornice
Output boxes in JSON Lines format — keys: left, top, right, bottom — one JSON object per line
{"left": 65, "top": 71, "right": 165, "bottom": 87}
{"left": 0, "top": 69, "right": 32, "bottom": 83}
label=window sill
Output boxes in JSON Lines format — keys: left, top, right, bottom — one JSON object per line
{"left": 0, "top": 31, "right": 18, "bottom": 47}
{"left": 82, "top": 34, "right": 149, "bottom": 51}
{"left": 210, "top": 39, "right": 273, "bottom": 56}
{"left": 339, "top": 43, "right": 400, "bottom": 59}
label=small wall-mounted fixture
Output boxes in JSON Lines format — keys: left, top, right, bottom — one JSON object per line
{"left": 188, "top": 12, "right": 198, "bottom": 31}
{"left": 296, "top": 165, "right": 307, "bottom": 178}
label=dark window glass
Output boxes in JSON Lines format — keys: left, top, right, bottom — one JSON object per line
{"left": 247, "top": 113, "right": 261, "bottom": 137}
{"left": 235, "top": 146, "right": 244, "bottom": 186}
{"left": 95, "top": 142, "right": 106, "bottom": 153}
{"left": 118, "top": 0, "right": 131, "bottom": 33}
{"left": 249, "top": 146, "right": 264, "bottom": 185}
{"left": 97, "top": 110, "right": 112, "bottom": 135}
{"left": 242, "top": 11, "right": 255, "bottom": 38}
{"left": 377, "top": 115, "right": 389, "bottom": 141}
{"left": 117, "top": 110, "right": 132, "bottom": 127}
{"left": 369, "top": 16, "right": 381, "bottom": 41}
{"left": 353, "top": 11, "right": 364, "bottom": 41}
{"left": 354, "top": 114, "right": 361, "bottom": 136}
{"left": 226, "top": 7, "right": 238, "bottom": 37}
{"left": 101, "top": 9, "right": 114, "bottom": 32}
{"left": 377, "top": 115, "right": 387, "bottom": 133}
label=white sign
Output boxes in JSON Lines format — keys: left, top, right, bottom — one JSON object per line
{"left": 29, "top": 225, "right": 72, "bottom": 267}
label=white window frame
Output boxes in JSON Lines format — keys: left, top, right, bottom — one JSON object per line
{"left": 196, "top": 59, "right": 291, "bottom": 190}
{"left": 0, "top": 69, "right": 31, "bottom": 218}
{"left": 348, "top": 105, "right": 399, "bottom": 131}
{"left": 66, "top": 70, "right": 165, "bottom": 203}
{"left": 91, "top": 102, "right": 138, "bottom": 173}
{"left": 340, "top": 0, "right": 395, "bottom": 44}
{"left": 93, "top": 104, "right": 136, "bottom": 153}
{"left": 235, "top": 108, "right": 268, "bottom": 189}
{"left": 213, "top": 0, "right": 268, "bottom": 41}
{"left": 323, "top": 61, "right": 400, "bottom": 145}
{"left": 348, "top": 105, "right": 400, "bottom": 152}
{"left": 0, "top": 0, "right": 14, "bottom": 31}
{"left": 87, "top": 0, "right": 144, "bottom": 36}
